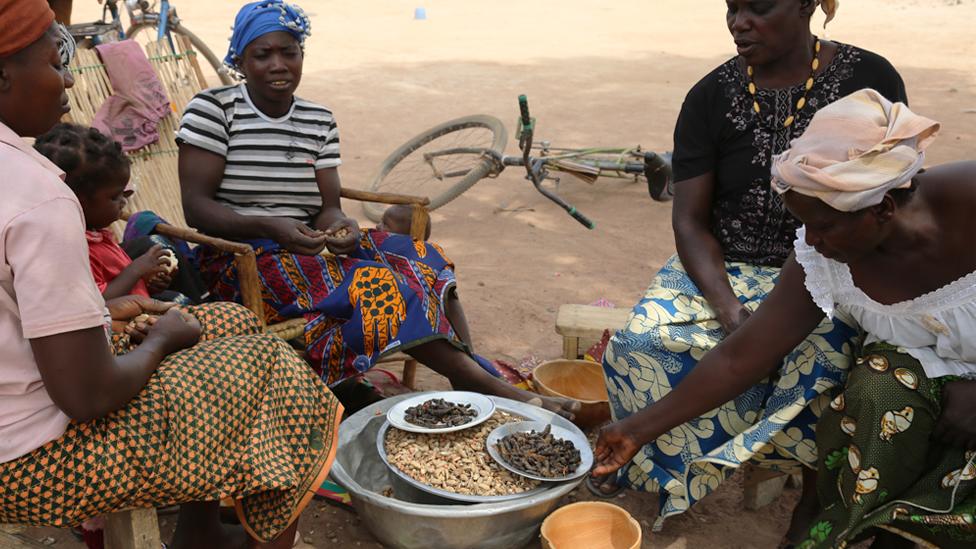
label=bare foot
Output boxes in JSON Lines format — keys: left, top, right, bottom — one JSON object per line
{"left": 586, "top": 473, "right": 624, "bottom": 497}
{"left": 526, "top": 395, "right": 581, "bottom": 421}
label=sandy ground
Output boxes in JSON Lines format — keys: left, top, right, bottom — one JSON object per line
{"left": 12, "top": 0, "right": 976, "bottom": 547}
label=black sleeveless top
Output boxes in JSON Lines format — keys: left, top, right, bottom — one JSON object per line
{"left": 671, "top": 43, "right": 908, "bottom": 267}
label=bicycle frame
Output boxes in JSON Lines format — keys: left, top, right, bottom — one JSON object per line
{"left": 89, "top": 0, "right": 175, "bottom": 49}
{"left": 421, "top": 147, "right": 645, "bottom": 181}
{"left": 417, "top": 97, "right": 662, "bottom": 229}
{"left": 367, "top": 97, "right": 673, "bottom": 225}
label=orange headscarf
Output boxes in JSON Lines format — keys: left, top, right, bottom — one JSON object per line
{"left": 0, "top": 0, "right": 56, "bottom": 58}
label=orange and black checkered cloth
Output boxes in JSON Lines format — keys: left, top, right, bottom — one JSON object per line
{"left": 0, "top": 303, "right": 342, "bottom": 542}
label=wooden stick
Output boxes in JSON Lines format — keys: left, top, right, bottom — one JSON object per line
{"left": 154, "top": 223, "right": 252, "bottom": 255}
{"left": 409, "top": 204, "right": 430, "bottom": 241}
{"left": 340, "top": 188, "right": 430, "bottom": 206}
{"left": 235, "top": 251, "right": 266, "bottom": 328}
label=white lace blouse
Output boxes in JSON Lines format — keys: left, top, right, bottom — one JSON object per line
{"left": 794, "top": 226, "right": 976, "bottom": 379}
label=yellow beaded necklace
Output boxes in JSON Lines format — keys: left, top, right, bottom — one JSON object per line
{"left": 747, "top": 38, "right": 821, "bottom": 128}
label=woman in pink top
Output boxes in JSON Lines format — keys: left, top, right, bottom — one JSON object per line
{"left": 0, "top": 2, "right": 342, "bottom": 546}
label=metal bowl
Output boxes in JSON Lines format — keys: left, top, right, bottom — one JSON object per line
{"left": 486, "top": 421, "right": 594, "bottom": 483}
{"left": 378, "top": 403, "right": 557, "bottom": 503}
{"left": 330, "top": 393, "right": 584, "bottom": 549}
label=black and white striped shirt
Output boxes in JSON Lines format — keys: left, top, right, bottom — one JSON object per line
{"left": 176, "top": 84, "right": 340, "bottom": 221}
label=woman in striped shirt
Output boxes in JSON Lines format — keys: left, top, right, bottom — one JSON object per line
{"left": 178, "top": 0, "right": 577, "bottom": 418}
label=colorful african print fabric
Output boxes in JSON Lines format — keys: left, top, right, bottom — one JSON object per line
{"left": 197, "top": 229, "right": 460, "bottom": 385}
{"left": 0, "top": 303, "right": 343, "bottom": 543}
{"left": 602, "top": 255, "right": 858, "bottom": 518}
{"left": 802, "top": 343, "right": 976, "bottom": 548}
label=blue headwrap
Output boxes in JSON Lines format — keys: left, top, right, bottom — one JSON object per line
{"left": 224, "top": 0, "right": 311, "bottom": 69}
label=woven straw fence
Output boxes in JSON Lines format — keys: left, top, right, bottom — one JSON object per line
{"left": 64, "top": 36, "right": 207, "bottom": 239}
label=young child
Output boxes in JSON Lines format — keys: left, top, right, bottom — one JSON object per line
{"left": 378, "top": 204, "right": 431, "bottom": 240}
{"left": 33, "top": 123, "right": 185, "bottom": 301}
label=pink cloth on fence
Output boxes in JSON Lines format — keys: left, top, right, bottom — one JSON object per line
{"left": 92, "top": 40, "right": 171, "bottom": 152}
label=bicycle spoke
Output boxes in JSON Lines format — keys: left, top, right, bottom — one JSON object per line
{"left": 378, "top": 126, "right": 497, "bottom": 197}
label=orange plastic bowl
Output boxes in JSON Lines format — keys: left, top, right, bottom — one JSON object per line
{"left": 533, "top": 359, "right": 611, "bottom": 429}
{"left": 541, "top": 501, "right": 642, "bottom": 549}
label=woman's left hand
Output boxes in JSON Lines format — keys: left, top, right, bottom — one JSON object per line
{"left": 592, "top": 420, "right": 643, "bottom": 477}
{"left": 106, "top": 295, "right": 174, "bottom": 322}
{"left": 935, "top": 380, "right": 976, "bottom": 450}
{"left": 323, "top": 217, "right": 361, "bottom": 255}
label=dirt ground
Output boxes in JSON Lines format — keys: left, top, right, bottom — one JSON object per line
{"left": 13, "top": 0, "right": 976, "bottom": 547}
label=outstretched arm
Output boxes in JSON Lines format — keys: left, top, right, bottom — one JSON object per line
{"left": 594, "top": 256, "right": 826, "bottom": 475}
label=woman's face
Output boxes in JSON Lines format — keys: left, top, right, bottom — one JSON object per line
{"left": 0, "top": 26, "right": 74, "bottom": 137}
{"left": 78, "top": 168, "right": 130, "bottom": 230}
{"left": 726, "top": 0, "right": 813, "bottom": 66}
{"left": 783, "top": 191, "right": 890, "bottom": 264}
{"left": 240, "top": 31, "right": 303, "bottom": 104}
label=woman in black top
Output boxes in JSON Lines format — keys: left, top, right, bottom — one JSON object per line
{"left": 598, "top": 0, "right": 907, "bottom": 543}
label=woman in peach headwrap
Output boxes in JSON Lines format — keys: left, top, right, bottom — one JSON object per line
{"left": 595, "top": 88, "right": 976, "bottom": 548}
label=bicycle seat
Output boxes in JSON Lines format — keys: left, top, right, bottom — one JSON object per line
{"left": 643, "top": 151, "right": 674, "bottom": 203}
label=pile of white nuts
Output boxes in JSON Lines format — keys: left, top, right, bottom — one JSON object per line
{"left": 385, "top": 412, "right": 540, "bottom": 496}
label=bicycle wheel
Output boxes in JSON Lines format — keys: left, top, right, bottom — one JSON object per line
{"left": 363, "top": 115, "right": 508, "bottom": 222}
{"left": 127, "top": 22, "right": 234, "bottom": 86}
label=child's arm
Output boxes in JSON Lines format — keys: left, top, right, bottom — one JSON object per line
{"left": 102, "top": 244, "right": 169, "bottom": 299}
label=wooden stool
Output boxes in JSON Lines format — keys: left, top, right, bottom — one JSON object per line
{"left": 0, "top": 508, "right": 160, "bottom": 549}
{"left": 741, "top": 464, "right": 792, "bottom": 510}
{"left": 554, "top": 304, "right": 630, "bottom": 359}
{"left": 104, "top": 508, "right": 161, "bottom": 549}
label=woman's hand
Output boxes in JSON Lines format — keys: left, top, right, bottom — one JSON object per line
{"left": 935, "top": 380, "right": 976, "bottom": 450}
{"left": 131, "top": 244, "right": 170, "bottom": 278}
{"left": 716, "top": 303, "right": 751, "bottom": 335}
{"left": 106, "top": 294, "right": 174, "bottom": 322}
{"left": 264, "top": 218, "right": 329, "bottom": 255}
{"left": 144, "top": 308, "right": 201, "bottom": 355}
{"left": 592, "top": 420, "right": 643, "bottom": 477}
{"left": 323, "top": 217, "right": 361, "bottom": 255}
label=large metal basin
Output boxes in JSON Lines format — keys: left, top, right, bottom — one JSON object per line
{"left": 330, "top": 393, "right": 583, "bottom": 549}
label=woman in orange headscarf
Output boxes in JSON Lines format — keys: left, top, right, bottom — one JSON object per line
{"left": 0, "top": 2, "right": 342, "bottom": 546}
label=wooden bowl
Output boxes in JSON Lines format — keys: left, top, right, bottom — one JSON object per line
{"left": 533, "top": 359, "right": 611, "bottom": 429}
{"left": 540, "top": 501, "right": 642, "bottom": 549}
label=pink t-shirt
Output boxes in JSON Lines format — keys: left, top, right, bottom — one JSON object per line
{"left": 0, "top": 122, "right": 108, "bottom": 464}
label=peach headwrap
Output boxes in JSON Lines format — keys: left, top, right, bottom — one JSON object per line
{"left": 771, "top": 89, "right": 940, "bottom": 212}
{"left": 0, "top": 0, "right": 56, "bottom": 58}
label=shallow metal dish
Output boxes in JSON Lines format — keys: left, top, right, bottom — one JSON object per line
{"left": 386, "top": 391, "right": 496, "bottom": 434}
{"left": 486, "top": 421, "right": 594, "bottom": 482}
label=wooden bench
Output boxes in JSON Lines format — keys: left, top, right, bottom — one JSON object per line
{"left": 554, "top": 304, "right": 630, "bottom": 359}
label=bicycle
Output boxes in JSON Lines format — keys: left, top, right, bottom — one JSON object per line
{"left": 363, "top": 95, "right": 673, "bottom": 229}
{"left": 65, "top": 0, "right": 233, "bottom": 85}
